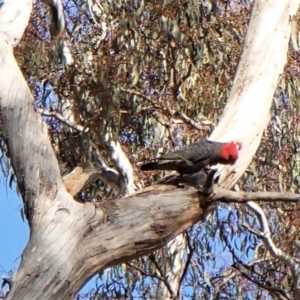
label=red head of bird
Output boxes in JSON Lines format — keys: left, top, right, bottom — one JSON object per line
{"left": 220, "top": 142, "right": 242, "bottom": 164}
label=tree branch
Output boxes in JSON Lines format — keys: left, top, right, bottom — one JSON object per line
{"left": 177, "top": 232, "right": 194, "bottom": 298}
{"left": 158, "top": 175, "right": 300, "bottom": 204}
{"left": 205, "top": 186, "right": 300, "bottom": 204}
{"left": 246, "top": 201, "right": 300, "bottom": 299}
{"left": 42, "top": 0, "right": 65, "bottom": 37}
{"left": 231, "top": 264, "right": 289, "bottom": 300}
{"left": 219, "top": 223, "right": 289, "bottom": 300}
{"left": 120, "top": 87, "right": 209, "bottom": 131}
{"left": 209, "top": 1, "right": 300, "bottom": 188}
{"left": 149, "top": 255, "right": 176, "bottom": 298}
{"left": 62, "top": 162, "right": 102, "bottom": 196}
{"left": 0, "top": 34, "right": 62, "bottom": 225}
{"left": 126, "top": 262, "right": 165, "bottom": 281}
{"left": 39, "top": 108, "right": 85, "bottom": 132}
{"left": 0, "top": 0, "right": 33, "bottom": 47}
{"left": 39, "top": 108, "right": 124, "bottom": 192}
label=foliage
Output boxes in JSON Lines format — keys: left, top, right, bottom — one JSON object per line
{"left": 4, "top": 0, "right": 300, "bottom": 299}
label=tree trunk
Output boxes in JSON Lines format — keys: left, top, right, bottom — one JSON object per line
{"left": 0, "top": 0, "right": 299, "bottom": 299}
{"left": 209, "top": 1, "right": 300, "bottom": 188}
{"left": 7, "top": 185, "right": 204, "bottom": 299}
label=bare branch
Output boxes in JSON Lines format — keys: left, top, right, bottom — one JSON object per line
{"left": 231, "top": 264, "right": 290, "bottom": 300}
{"left": 246, "top": 202, "right": 300, "bottom": 299}
{"left": 242, "top": 223, "right": 265, "bottom": 238}
{"left": 92, "top": 147, "right": 122, "bottom": 191}
{"left": 219, "top": 223, "right": 290, "bottom": 300}
{"left": 42, "top": 0, "right": 65, "bottom": 37}
{"left": 158, "top": 175, "right": 300, "bottom": 204}
{"left": 120, "top": 87, "right": 208, "bottom": 131}
{"left": 213, "top": 257, "right": 275, "bottom": 295}
{"left": 126, "top": 262, "right": 165, "bottom": 281}
{"left": 120, "top": 88, "right": 158, "bottom": 108}
{"left": 39, "top": 108, "right": 85, "bottom": 132}
{"left": 174, "top": 111, "right": 203, "bottom": 130}
{"left": 177, "top": 232, "right": 194, "bottom": 298}
{"left": 209, "top": 1, "right": 300, "bottom": 189}
{"left": 0, "top": 34, "right": 62, "bottom": 224}
{"left": 149, "top": 255, "right": 176, "bottom": 298}
{"left": 103, "top": 138, "right": 135, "bottom": 195}
{"left": 206, "top": 186, "right": 300, "bottom": 204}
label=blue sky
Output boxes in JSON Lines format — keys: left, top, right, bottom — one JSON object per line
{"left": 0, "top": 183, "right": 28, "bottom": 272}
{"left": 0, "top": 180, "right": 95, "bottom": 297}
{"left": 0, "top": 182, "right": 28, "bottom": 294}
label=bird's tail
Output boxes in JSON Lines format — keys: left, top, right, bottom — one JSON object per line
{"left": 140, "top": 160, "right": 178, "bottom": 171}
{"left": 140, "top": 161, "right": 160, "bottom": 171}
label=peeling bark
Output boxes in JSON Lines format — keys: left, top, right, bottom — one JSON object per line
{"left": 7, "top": 185, "right": 204, "bottom": 299}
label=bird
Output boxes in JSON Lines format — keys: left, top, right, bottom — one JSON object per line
{"left": 140, "top": 140, "right": 241, "bottom": 175}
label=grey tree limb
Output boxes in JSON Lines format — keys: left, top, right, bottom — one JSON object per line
{"left": 42, "top": 0, "right": 65, "bottom": 37}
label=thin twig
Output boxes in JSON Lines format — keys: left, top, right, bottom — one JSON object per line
{"left": 231, "top": 264, "right": 290, "bottom": 300}
{"left": 174, "top": 111, "right": 202, "bottom": 130}
{"left": 120, "top": 87, "right": 212, "bottom": 131}
{"left": 177, "top": 232, "right": 194, "bottom": 298}
{"left": 148, "top": 255, "right": 176, "bottom": 298}
{"left": 120, "top": 88, "right": 158, "bottom": 107}
{"left": 126, "top": 263, "right": 165, "bottom": 282}
{"left": 247, "top": 202, "right": 300, "bottom": 298}
{"left": 219, "top": 223, "right": 289, "bottom": 300}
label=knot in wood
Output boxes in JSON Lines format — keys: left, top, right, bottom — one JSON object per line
{"left": 151, "top": 223, "right": 166, "bottom": 236}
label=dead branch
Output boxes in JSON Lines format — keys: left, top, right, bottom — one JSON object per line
{"left": 205, "top": 186, "right": 300, "bottom": 204}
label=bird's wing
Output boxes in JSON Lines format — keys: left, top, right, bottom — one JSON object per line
{"left": 158, "top": 141, "right": 211, "bottom": 162}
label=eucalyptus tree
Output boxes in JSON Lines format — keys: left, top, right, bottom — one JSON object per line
{"left": 1, "top": 1, "right": 300, "bottom": 299}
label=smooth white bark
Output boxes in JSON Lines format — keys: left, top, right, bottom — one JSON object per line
{"left": 210, "top": 0, "right": 300, "bottom": 189}
{"left": 0, "top": 0, "right": 33, "bottom": 46}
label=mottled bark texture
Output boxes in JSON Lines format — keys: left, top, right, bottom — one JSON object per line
{"left": 0, "top": 0, "right": 299, "bottom": 299}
